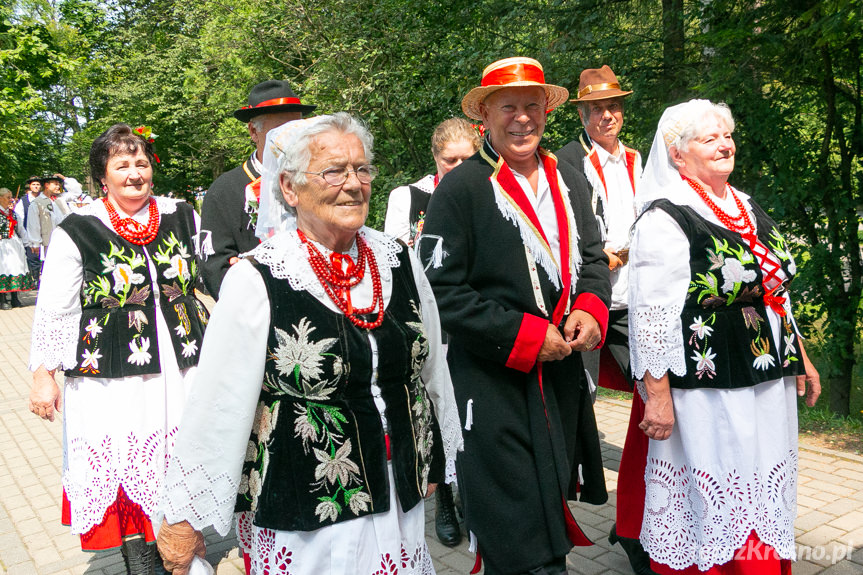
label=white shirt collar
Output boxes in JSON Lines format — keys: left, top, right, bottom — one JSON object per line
{"left": 590, "top": 137, "right": 625, "bottom": 166}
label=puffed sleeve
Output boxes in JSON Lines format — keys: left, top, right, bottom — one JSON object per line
{"left": 29, "top": 228, "right": 83, "bottom": 372}
{"left": 628, "top": 208, "right": 690, "bottom": 380}
{"left": 384, "top": 185, "right": 412, "bottom": 243}
{"left": 159, "top": 258, "right": 271, "bottom": 535}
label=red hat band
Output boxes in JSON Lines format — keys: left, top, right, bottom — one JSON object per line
{"left": 242, "top": 97, "right": 303, "bottom": 110}
{"left": 482, "top": 62, "right": 545, "bottom": 87}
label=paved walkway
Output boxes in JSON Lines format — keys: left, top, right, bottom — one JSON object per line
{"left": 1, "top": 294, "right": 862, "bottom": 574}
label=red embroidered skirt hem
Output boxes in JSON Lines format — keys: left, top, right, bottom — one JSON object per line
{"left": 62, "top": 486, "right": 155, "bottom": 551}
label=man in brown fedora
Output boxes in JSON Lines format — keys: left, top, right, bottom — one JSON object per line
{"left": 556, "top": 66, "right": 653, "bottom": 575}
{"left": 200, "top": 80, "right": 316, "bottom": 298}
{"left": 419, "top": 56, "right": 610, "bottom": 575}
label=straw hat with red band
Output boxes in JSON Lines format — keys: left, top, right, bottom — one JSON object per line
{"left": 233, "top": 80, "right": 317, "bottom": 122}
{"left": 461, "top": 57, "right": 570, "bottom": 120}
{"left": 571, "top": 65, "right": 633, "bottom": 102}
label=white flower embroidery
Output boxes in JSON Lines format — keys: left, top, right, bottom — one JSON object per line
{"left": 348, "top": 490, "right": 371, "bottom": 515}
{"left": 238, "top": 474, "right": 249, "bottom": 495}
{"left": 784, "top": 333, "right": 797, "bottom": 355}
{"left": 163, "top": 254, "right": 190, "bottom": 281}
{"left": 315, "top": 499, "right": 339, "bottom": 523}
{"left": 127, "top": 337, "right": 152, "bottom": 366}
{"left": 753, "top": 352, "right": 776, "bottom": 370}
{"left": 174, "top": 324, "right": 188, "bottom": 337}
{"left": 181, "top": 340, "right": 198, "bottom": 357}
{"left": 255, "top": 401, "right": 280, "bottom": 445}
{"left": 692, "top": 347, "right": 717, "bottom": 374}
{"left": 81, "top": 348, "right": 102, "bottom": 370}
{"left": 112, "top": 263, "right": 145, "bottom": 294}
{"left": 689, "top": 316, "right": 714, "bottom": 340}
{"left": 294, "top": 406, "right": 319, "bottom": 453}
{"left": 720, "top": 258, "right": 756, "bottom": 293}
{"left": 249, "top": 468, "right": 262, "bottom": 510}
{"left": 100, "top": 254, "right": 116, "bottom": 273}
{"left": 272, "top": 318, "right": 337, "bottom": 381}
{"left": 85, "top": 318, "right": 103, "bottom": 339}
{"left": 788, "top": 259, "right": 797, "bottom": 275}
{"left": 245, "top": 441, "right": 258, "bottom": 462}
{"left": 313, "top": 440, "right": 360, "bottom": 486}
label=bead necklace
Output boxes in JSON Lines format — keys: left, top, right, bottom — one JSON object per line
{"left": 684, "top": 176, "right": 754, "bottom": 234}
{"left": 299, "top": 229, "right": 385, "bottom": 330}
{"left": 103, "top": 197, "right": 160, "bottom": 245}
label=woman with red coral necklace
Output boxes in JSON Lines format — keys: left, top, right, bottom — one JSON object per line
{"left": 28, "top": 124, "right": 209, "bottom": 574}
{"left": 157, "top": 114, "right": 461, "bottom": 575}
{"left": 627, "top": 100, "right": 821, "bottom": 575}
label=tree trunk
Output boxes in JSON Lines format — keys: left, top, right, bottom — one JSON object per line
{"left": 662, "top": 0, "right": 685, "bottom": 99}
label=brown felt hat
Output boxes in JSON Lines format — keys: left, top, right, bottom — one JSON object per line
{"left": 571, "top": 65, "right": 633, "bottom": 102}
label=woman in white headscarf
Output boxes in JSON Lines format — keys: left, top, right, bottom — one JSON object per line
{"left": 628, "top": 99, "right": 820, "bottom": 574}
{"left": 156, "top": 113, "right": 461, "bottom": 575}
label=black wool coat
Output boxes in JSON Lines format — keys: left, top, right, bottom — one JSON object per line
{"left": 418, "top": 140, "right": 611, "bottom": 574}
{"left": 200, "top": 159, "right": 261, "bottom": 298}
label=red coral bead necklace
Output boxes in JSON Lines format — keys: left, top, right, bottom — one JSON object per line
{"left": 683, "top": 176, "right": 754, "bottom": 234}
{"left": 298, "top": 229, "right": 385, "bottom": 330}
{"left": 103, "top": 197, "right": 160, "bottom": 245}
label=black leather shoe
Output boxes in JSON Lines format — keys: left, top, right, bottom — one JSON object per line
{"left": 435, "top": 483, "right": 462, "bottom": 547}
{"left": 609, "top": 524, "right": 657, "bottom": 575}
{"left": 10, "top": 292, "right": 22, "bottom": 308}
{"left": 121, "top": 538, "right": 155, "bottom": 575}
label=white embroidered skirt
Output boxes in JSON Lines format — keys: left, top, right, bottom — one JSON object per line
{"left": 236, "top": 462, "right": 434, "bottom": 575}
{"left": 640, "top": 308, "right": 799, "bottom": 571}
{"left": 62, "top": 311, "right": 196, "bottom": 534}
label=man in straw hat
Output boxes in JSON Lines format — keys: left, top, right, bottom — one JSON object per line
{"left": 556, "top": 66, "right": 651, "bottom": 575}
{"left": 200, "top": 80, "right": 316, "bottom": 298}
{"left": 418, "top": 56, "right": 611, "bottom": 575}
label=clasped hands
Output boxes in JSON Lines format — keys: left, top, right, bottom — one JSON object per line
{"left": 537, "top": 310, "right": 601, "bottom": 363}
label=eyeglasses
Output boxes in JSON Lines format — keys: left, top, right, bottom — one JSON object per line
{"left": 302, "top": 164, "right": 379, "bottom": 186}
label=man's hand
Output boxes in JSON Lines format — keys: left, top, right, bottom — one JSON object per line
{"left": 603, "top": 248, "right": 623, "bottom": 271}
{"left": 537, "top": 324, "right": 572, "bottom": 362}
{"left": 563, "top": 310, "right": 601, "bottom": 352}
{"left": 639, "top": 373, "right": 674, "bottom": 440}
{"left": 30, "top": 366, "right": 61, "bottom": 422}
{"left": 30, "top": 247, "right": 40, "bottom": 255}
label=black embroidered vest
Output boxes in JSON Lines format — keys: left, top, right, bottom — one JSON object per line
{"left": 238, "top": 243, "right": 445, "bottom": 531}
{"left": 407, "top": 185, "right": 431, "bottom": 246}
{"left": 649, "top": 200, "right": 804, "bottom": 390}
{"left": 60, "top": 203, "right": 209, "bottom": 378}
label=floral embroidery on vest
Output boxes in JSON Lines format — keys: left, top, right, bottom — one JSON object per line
{"left": 406, "top": 301, "right": 432, "bottom": 494}
{"left": 152, "top": 231, "right": 200, "bottom": 356}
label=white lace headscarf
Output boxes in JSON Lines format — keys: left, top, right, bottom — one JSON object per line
{"left": 256, "top": 113, "right": 374, "bottom": 240}
{"left": 636, "top": 99, "right": 734, "bottom": 214}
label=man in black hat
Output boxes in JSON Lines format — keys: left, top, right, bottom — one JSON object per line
{"left": 26, "top": 174, "right": 71, "bottom": 272}
{"left": 16, "top": 176, "right": 42, "bottom": 281}
{"left": 199, "top": 80, "right": 316, "bottom": 298}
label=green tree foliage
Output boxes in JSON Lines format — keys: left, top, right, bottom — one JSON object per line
{"left": 2, "top": 0, "right": 862, "bottom": 414}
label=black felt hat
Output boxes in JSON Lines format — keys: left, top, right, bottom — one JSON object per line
{"left": 233, "top": 80, "right": 317, "bottom": 122}
{"left": 39, "top": 173, "right": 63, "bottom": 185}
{"left": 24, "top": 176, "right": 41, "bottom": 185}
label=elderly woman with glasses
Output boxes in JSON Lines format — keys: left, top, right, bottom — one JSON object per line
{"left": 628, "top": 99, "right": 820, "bottom": 574}
{"left": 156, "top": 113, "right": 461, "bottom": 575}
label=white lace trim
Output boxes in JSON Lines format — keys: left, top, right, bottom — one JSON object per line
{"left": 154, "top": 196, "right": 180, "bottom": 214}
{"left": 630, "top": 303, "right": 687, "bottom": 380}
{"left": 244, "top": 227, "right": 402, "bottom": 299}
{"left": 490, "top": 174, "right": 581, "bottom": 293}
{"left": 63, "top": 427, "right": 177, "bottom": 534}
{"left": 410, "top": 174, "right": 436, "bottom": 195}
{"left": 30, "top": 308, "right": 80, "bottom": 371}
{"left": 237, "top": 515, "right": 435, "bottom": 575}
{"left": 161, "top": 457, "right": 242, "bottom": 536}
{"left": 641, "top": 449, "right": 797, "bottom": 570}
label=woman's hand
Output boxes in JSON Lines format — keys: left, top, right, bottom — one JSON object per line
{"left": 797, "top": 342, "right": 821, "bottom": 407}
{"left": 157, "top": 520, "right": 206, "bottom": 575}
{"left": 639, "top": 373, "right": 674, "bottom": 440}
{"left": 29, "top": 366, "right": 61, "bottom": 422}
{"left": 425, "top": 483, "right": 438, "bottom": 498}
